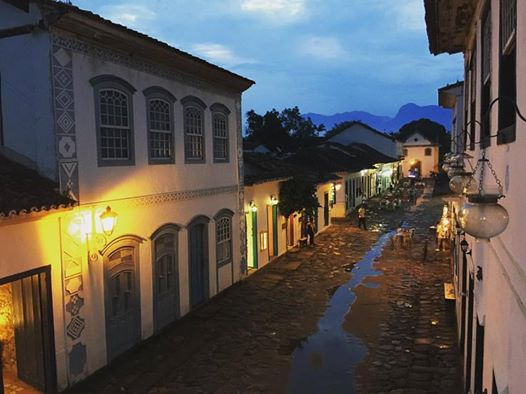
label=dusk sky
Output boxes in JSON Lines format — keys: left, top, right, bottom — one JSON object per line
{"left": 73, "top": 0, "right": 463, "bottom": 118}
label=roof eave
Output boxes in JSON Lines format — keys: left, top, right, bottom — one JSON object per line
{"left": 48, "top": 8, "right": 254, "bottom": 93}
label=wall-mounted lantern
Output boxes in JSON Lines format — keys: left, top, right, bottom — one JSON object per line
{"left": 270, "top": 195, "right": 279, "bottom": 206}
{"left": 458, "top": 152, "right": 509, "bottom": 241}
{"left": 249, "top": 201, "right": 258, "bottom": 212}
{"left": 100, "top": 206, "right": 118, "bottom": 236}
{"left": 334, "top": 182, "right": 342, "bottom": 191}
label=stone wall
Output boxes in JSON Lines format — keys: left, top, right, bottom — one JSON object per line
{"left": 0, "top": 283, "right": 17, "bottom": 374}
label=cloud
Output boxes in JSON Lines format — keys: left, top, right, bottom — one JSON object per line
{"left": 240, "top": 0, "right": 307, "bottom": 23}
{"left": 298, "top": 36, "right": 349, "bottom": 60}
{"left": 100, "top": 4, "right": 156, "bottom": 30}
{"left": 191, "top": 43, "right": 257, "bottom": 67}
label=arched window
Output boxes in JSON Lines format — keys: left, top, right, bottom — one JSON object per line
{"left": 214, "top": 209, "right": 234, "bottom": 267}
{"left": 143, "top": 87, "right": 176, "bottom": 164}
{"left": 90, "top": 75, "right": 136, "bottom": 166}
{"left": 211, "top": 103, "right": 231, "bottom": 162}
{"left": 425, "top": 148, "right": 432, "bottom": 156}
{"left": 182, "top": 96, "right": 207, "bottom": 163}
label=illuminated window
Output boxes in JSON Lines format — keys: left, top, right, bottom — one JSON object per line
{"left": 211, "top": 103, "right": 230, "bottom": 162}
{"left": 90, "top": 75, "right": 136, "bottom": 166}
{"left": 215, "top": 209, "right": 234, "bottom": 267}
{"left": 260, "top": 231, "right": 268, "bottom": 251}
{"left": 182, "top": 96, "right": 207, "bottom": 162}
{"left": 144, "top": 87, "right": 176, "bottom": 163}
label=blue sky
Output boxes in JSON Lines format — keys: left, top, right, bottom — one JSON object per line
{"left": 73, "top": 0, "right": 463, "bottom": 117}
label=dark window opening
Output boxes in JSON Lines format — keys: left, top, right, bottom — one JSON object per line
{"left": 0, "top": 73, "right": 4, "bottom": 146}
{"left": 469, "top": 49, "right": 477, "bottom": 151}
{"left": 498, "top": 0, "right": 517, "bottom": 144}
{"left": 480, "top": 7, "right": 492, "bottom": 148}
{"left": 424, "top": 148, "right": 432, "bottom": 156}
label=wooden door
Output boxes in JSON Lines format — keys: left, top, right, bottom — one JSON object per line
{"left": 12, "top": 276, "right": 46, "bottom": 391}
{"left": 288, "top": 215, "right": 294, "bottom": 246}
{"left": 153, "top": 233, "right": 179, "bottom": 331}
{"left": 105, "top": 246, "right": 140, "bottom": 361}
{"left": 189, "top": 223, "right": 208, "bottom": 307}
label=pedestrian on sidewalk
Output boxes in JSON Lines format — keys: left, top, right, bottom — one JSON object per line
{"left": 436, "top": 222, "right": 447, "bottom": 251}
{"left": 357, "top": 204, "right": 367, "bottom": 230}
{"left": 306, "top": 219, "right": 315, "bottom": 245}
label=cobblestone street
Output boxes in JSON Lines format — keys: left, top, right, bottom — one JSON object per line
{"left": 68, "top": 185, "right": 461, "bottom": 394}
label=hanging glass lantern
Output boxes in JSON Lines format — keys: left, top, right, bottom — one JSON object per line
{"left": 447, "top": 163, "right": 465, "bottom": 178}
{"left": 458, "top": 195, "right": 509, "bottom": 240}
{"left": 449, "top": 171, "right": 478, "bottom": 195}
{"left": 458, "top": 151, "right": 509, "bottom": 240}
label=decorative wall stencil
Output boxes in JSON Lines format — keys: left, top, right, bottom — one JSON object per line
{"left": 65, "top": 275, "right": 83, "bottom": 295}
{"left": 66, "top": 316, "right": 85, "bottom": 340}
{"left": 235, "top": 97, "right": 247, "bottom": 276}
{"left": 52, "top": 44, "right": 79, "bottom": 200}
{"left": 68, "top": 343, "right": 87, "bottom": 378}
{"left": 66, "top": 294, "right": 84, "bottom": 316}
{"left": 60, "top": 215, "right": 88, "bottom": 383}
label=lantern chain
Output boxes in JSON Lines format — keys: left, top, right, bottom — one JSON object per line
{"left": 486, "top": 158, "right": 504, "bottom": 196}
{"left": 478, "top": 150, "right": 486, "bottom": 195}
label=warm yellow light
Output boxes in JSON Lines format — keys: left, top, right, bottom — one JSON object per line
{"left": 99, "top": 206, "right": 118, "bottom": 236}
{"left": 249, "top": 201, "right": 258, "bottom": 212}
{"left": 335, "top": 183, "right": 342, "bottom": 191}
{"left": 270, "top": 195, "right": 279, "bottom": 206}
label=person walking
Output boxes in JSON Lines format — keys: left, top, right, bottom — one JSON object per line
{"left": 306, "top": 219, "right": 315, "bottom": 245}
{"left": 357, "top": 204, "right": 367, "bottom": 230}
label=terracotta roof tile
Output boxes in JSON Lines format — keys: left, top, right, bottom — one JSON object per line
{"left": 0, "top": 155, "right": 77, "bottom": 218}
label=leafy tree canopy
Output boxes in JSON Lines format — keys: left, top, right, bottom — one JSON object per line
{"left": 278, "top": 177, "right": 320, "bottom": 218}
{"left": 245, "top": 107, "right": 325, "bottom": 152}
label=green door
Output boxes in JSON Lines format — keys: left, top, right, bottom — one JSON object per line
{"left": 272, "top": 205, "right": 278, "bottom": 256}
{"left": 251, "top": 211, "right": 258, "bottom": 268}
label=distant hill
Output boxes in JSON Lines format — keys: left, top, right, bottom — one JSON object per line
{"left": 304, "top": 103, "right": 452, "bottom": 133}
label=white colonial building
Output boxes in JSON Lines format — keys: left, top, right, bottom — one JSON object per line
{"left": 400, "top": 131, "right": 440, "bottom": 178}
{"left": 425, "top": 1, "right": 526, "bottom": 393}
{"left": 0, "top": 0, "right": 253, "bottom": 391}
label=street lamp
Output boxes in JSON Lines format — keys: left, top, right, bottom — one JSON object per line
{"left": 100, "top": 206, "right": 118, "bottom": 236}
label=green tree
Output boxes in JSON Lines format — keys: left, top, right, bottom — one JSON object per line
{"left": 245, "top": 107, "right": 324, "bottom": 152}
{"left": 278, "top": 177, "right": 320, "bottom": 219}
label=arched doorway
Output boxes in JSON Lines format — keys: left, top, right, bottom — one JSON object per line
{"left": 187, "top": 215, "right": 210, "bottom": 308}
{"left": 102, "top": 236, "right": 143, "bottom": 361}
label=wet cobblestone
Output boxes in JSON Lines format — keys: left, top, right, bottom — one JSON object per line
{"left": 68, "top": 184, "right": 461, "bottom": 394}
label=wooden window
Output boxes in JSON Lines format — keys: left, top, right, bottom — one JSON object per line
{"left": 216, "top": 216, "right": 232, "bottom": 267}
{"left": 144, "top": 87, "right": 176, "bottom": 164}
{"left": 182, "top": 96, "right": 207, "bottom": 163}
{"left": 469, "top": 49, "right": 477, "bottom": 150}
{"left": 90, "top": 75, "right": 136, "bottom": 166}
{"left": 213, "top": 113, "right": 228, "bottom": 161}
{"left": 498, "top": 0, "right": 517, "bottom": 144}
{"left": 424, "top": 148, "right": 432, "bottom": 156}
{"left": 480, "top": 6, "right": 492, "bottom": 148}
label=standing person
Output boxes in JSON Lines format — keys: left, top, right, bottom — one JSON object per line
{"left": 306, "top": 219, "right": 315, "bottom": 245}
{"left": 358, "top": 204, "right": 367, "bottom": 230}
{"left": 436, "top": 222, "right": 447, "bottom": 251}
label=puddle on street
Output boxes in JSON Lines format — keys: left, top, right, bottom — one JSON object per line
{"left": 286, "top": 231, "right": 394, "bottom": 394}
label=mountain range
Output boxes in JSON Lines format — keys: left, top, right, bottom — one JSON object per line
{"left": 305, "top": 103, "right": 452, "bottom": 133}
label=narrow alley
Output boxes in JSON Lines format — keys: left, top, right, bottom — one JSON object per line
{"left": 67, "top": 182, "right": 461, "bottom": 394}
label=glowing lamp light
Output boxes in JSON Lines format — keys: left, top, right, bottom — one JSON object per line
{"left": 249, "top": 201, "right": 258, "bottom": 212}
{"left": 270, "top": 195, "right": 279, "bottom": 206}
{"left": 99, "top": 206, "right": 118, "bottom": 236}
{"left": 458, "top": 195, "right": 509, "bottom": 240}
{"left": 335, "top": 183, "right": 342, "bottom": 191}
{"left": 449, "top": 172, "right": 478, "bottom": 195}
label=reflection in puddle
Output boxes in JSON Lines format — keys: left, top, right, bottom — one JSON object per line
{"left": 287, "top": 231, "right": 394, "bottom": 394}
